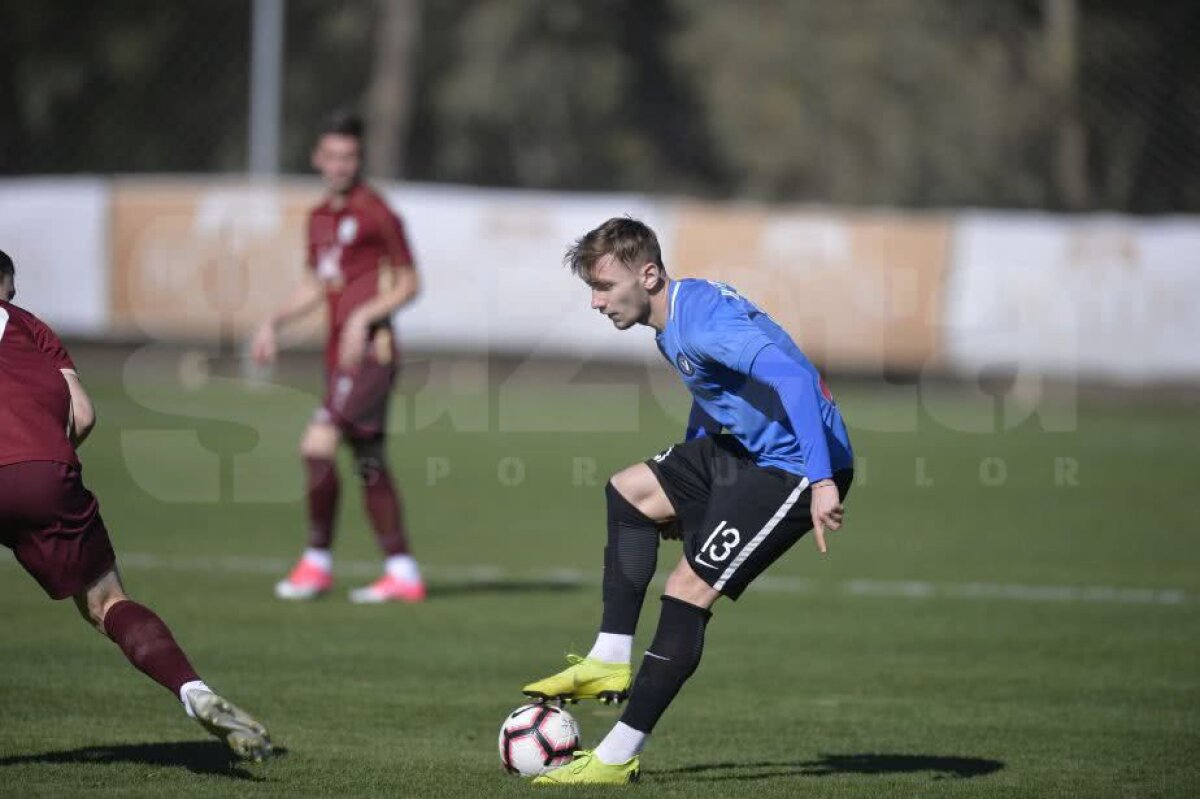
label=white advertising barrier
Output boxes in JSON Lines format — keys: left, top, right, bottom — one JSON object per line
{"left": 109, "top": 179, "right": 672, "bottom": 361}
{"left": 0, "top": 178, "right": 109, "bottom": 334}
{"left": 944, "top": 213, "right": 1200, "bottom": 382}
{"left": 386, "top": 184, "right": 673, "bottom": 360}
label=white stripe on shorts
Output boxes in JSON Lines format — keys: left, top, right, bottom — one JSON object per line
{"left": 713, "top": 478, "right": 810, "bottom": 592}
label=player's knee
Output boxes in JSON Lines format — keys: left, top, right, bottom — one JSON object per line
{"left": 609, "top": 465, "right": 673, "bottom": 521}
{"left": 355, "top": 455, "right": 385, "bottom": 482}
{"left": 350, "top": 438, "right": 388, "bottom": 481}
{"left": 74, "top": 596, "right": 101, "bottom": 631}
{"left": 300, "top": 440, "right": 337, "bottom": 460}
{"left": 608, "top": 465, "right": 645, "bottom": 502}
{"left": 605, "top": 480, "right": 650, "bottom": 523}
{"left": 300, "top": 424, "right": 339, "bottom": 460}
{"left": 75, "top": 584, "right": 128, "bottom": 632}
{"left": 664, "top": 560, "right": 719, "bottom": 609}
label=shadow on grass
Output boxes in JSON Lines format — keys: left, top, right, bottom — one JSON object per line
{"left": 0, "top": 740, "right": 286, "bottom": 781}
{"left": 655, "top": 753, "right": 1004, "bottom": 783}
{"left": 427, "top": 579, "right": 583, "bottom": 598}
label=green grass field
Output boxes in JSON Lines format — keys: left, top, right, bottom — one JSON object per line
{"left": 2, "top": 351, "right": 1197, "bottom": 798}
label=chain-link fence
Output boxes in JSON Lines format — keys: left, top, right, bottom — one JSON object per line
{"left": 2, "top": 0, "right": 1198, "bottom": 212}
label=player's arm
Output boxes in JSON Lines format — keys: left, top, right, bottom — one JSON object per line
{"left": 685, "top": 400, "right": 721, "bottom": 441}
{"left": 62, "top": 370, "right": 95, "bottom": 448}
{"left": 24, "top": 310, "right": 93, "bottom": 446}
{"left": 251, "top": 272, "right": 324, "bottom": 365}
{"left": 684, "top": 294, "right": 836, "bottom": 486}
{"left": 339, "top": 205, "right": 420, "bottom": 369}
{"left": 746, "top": 344, "right": 843, "bottom": 552}
{"left": 337, "top": 266, "right": 420, "bottom": 370}
{"left": 349, "top": 264, "right": 420, "bottom": 327}
{"left": 357, "top": 204, "right": 421, "bottom": 323}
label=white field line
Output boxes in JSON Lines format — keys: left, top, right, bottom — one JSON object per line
{"left": 3, "top": 552, "right": 1188, "bottom": 606}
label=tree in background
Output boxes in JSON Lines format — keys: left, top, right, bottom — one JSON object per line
{"left": 1, "top": 0, "right": 1197, "bottom": 212}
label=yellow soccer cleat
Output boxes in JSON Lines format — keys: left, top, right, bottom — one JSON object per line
{"left": 523, "top": 654, "right": 632, "bottom": 705}
{"left": 533, "top": 750, "right": 640, "bottom": 786}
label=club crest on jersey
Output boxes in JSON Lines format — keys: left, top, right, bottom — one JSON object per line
{"left": 676, "top": 353, "right": 695, "bottom": 376}
{"left": 337, "top": 216, "right": 358, "bottom": 245}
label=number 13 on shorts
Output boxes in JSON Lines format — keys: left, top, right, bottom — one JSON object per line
{"left": 694, "top": 520, "right": 741, "bottom": 570}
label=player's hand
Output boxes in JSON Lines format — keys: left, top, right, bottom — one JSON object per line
{"left": 339, "top": 313, "right": 369, "bottom": 371}
{"left": 810, "top": 480, "right": 844, "bottom": 554}
{"left": 657, "top": 518, "right": 683, "bottom": 540}
{"left": 251, "top": 322, "right": 278, "bottom": 365}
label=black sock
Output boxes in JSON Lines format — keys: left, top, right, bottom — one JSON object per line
{"left": 620, "top": 596, "right": 712, "bottom": 733}
{"left": 599, "top": 482, "right": 660, "bottom": 636}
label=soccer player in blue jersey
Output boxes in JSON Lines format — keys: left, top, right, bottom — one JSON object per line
{"left": 524, "top": 217, "right": 855, "bottom": 786}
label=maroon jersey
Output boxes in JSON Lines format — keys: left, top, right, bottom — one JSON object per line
{"left": 307, "top": 183, "right": 415, "bottom": 372}
{"left": 0, "top": 301, "right": 78, "bottom": 468}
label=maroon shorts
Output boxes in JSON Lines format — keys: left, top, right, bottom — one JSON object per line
{"left": 315, "top": 359, "right": 398, "bottom": 440}
{"left": 0, "top": 461, "right": 116, "bottom": 600}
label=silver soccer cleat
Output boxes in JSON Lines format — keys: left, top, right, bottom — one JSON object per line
{"left": 185, "top": 689, "right": 274, "bottom": 762}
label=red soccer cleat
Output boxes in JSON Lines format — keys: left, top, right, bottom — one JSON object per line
{"left": 274, "top": 557, "right": 333, "bottom": 600}
{"left": 348, "top": 574, "right": 427, "bottom": 604}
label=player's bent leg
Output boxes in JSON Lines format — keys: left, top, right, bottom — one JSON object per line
{"left": 578, "top": 558, "right": 716, "bottom": 771}
{"left": 595, "top": 479, "right": 664, "bottom": 645}
{"left": 523, "top": 464, "right": 673, "bottom": 706}
{"left": 82, "top": 568, "right": 273, "bottom": 761}
{"left": 276, "top": 420, "right": 340, "bottom": 600}
{"left": 662, "top": 555, "right": 721, "bottom": 610}
{"left": 73, "top": 567, "right": 131, "bottom": 633}
{"left": 86, "top": 569, "right": 202, "bottom": 696}
{"left": 609, "top": 463, "right": 675, "bottom": 522}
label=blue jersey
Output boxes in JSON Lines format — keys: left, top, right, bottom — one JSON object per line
{"left": 655, "top": 279, "right": 854, "bottom": 481}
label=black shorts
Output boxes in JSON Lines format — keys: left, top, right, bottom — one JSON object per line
{"left": 645, "top": 435, "right": 853, "bottom": 600}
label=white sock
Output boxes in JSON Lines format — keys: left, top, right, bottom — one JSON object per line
{"left": 588, "top": 632, "right": 633, "bottom": 664}
{"left": 385, "top": 554, "right": 421, "bottom": 583}
{"left": 594, "top": 722, "right": 648, "bottom": 765}
{"left": 303, "top": 547, "right": 332, "bottom": 572}
{"left": 179, "top": 679, "right": 212, "bottom": 717}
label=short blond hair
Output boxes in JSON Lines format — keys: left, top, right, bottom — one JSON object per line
{"left": 565, "top": 217, "right": 666, "bottom": 279}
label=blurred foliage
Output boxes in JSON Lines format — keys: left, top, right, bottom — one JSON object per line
{"left": 1, "top": 0, "right": 1197, "bottom": 211}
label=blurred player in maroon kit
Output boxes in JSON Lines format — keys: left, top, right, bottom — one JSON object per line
{"left": 0, "top": 251, "right": 272, "bottom": 761}
{"left": 252, "top": 111, "right": 424, "bottom": 603}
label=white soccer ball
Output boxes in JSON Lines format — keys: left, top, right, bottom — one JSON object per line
{"left": 498, "top": 703, "right": 581, "bottom": 777}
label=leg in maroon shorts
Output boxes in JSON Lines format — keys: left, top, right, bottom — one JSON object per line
{"left": 0, "top": 463, "right": 272, "bottom": 758}
{"left": 300, "top": 418, "right": 341, "bottom": 550}
{"left": 80, "top": 570, "right": 272, "bottom": 759}
{"left": 330, "top": 360, "right": 414, "bottom": 559}
{"left": 330, "top": 361, "right": 424, "bottom": 601}
{"left": 350, "top": 436, "right": 411, "bottom": 556}
{"left": 275, "top": 417, "right": 341, "bottom": 599}
{"left": 72, "top": 569, "right": 200, "bottom": 697}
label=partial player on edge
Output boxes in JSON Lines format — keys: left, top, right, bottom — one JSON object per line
{"left": 522, "top": 218, "right": 855, "bottom": 785}
{"left": 252, "top": 111, "right": 425, "bottom": 604}
{"left": 0, "top": 251, "right": 272, "bottom": 762}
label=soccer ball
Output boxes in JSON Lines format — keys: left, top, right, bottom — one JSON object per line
{"left": 498, "top": 703, "right": 581, "bottom": 776}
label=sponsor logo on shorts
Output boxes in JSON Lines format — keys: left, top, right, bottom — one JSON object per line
{"left": 675, "top": 353, "right": 695, "bottom": 376}
{"left": 652, "top": 446, "right": 674, "bottom": 463}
